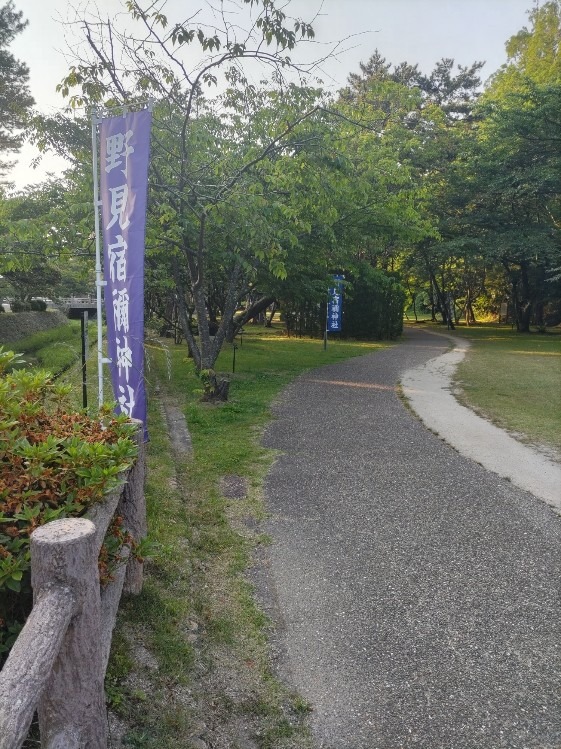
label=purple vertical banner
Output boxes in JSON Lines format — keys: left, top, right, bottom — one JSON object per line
{"left": 327, "top": 274, "right": 344, "bottom": 332}
{"left": 100, "top": 109, "right": 151, "bottom": 440}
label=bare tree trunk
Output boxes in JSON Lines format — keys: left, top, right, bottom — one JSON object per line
{"left": 505, "top": 260, "right": 531, "bottom": 333}
{"left": 173, "top": 261, "right": 201, "bottom": 370}
{"left": 429, "top": 269, "right": 454, "bottom": 329}
{"left": 266, "top": 301, "right": 277, "bottom": 326}
{"left": 517, "top": 261, "right": 532, "bottom": 333}
{"left": 210, "top": 259, "right": 242, "bottom": 364}
{"left": 464, "top": 300, "right": 476, "bottom": 325}
{"left": 226, "top": 295, "right": 277, "bottom": 342}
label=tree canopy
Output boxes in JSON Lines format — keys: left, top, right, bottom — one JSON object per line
{"left": 2, "top": 0, "right": 560, "bottom": 394}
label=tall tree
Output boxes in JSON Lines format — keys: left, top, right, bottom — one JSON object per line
{"left": 0, "top": 1, "right": 34, "bottom": 178}
{"left": 58, "top": 0, "right": 335, "bottom": 398}
{"left": 466, "top": 1, "right": 561, "bottom": 330}
{"left": 497, "top": 0, "right": 561, "bottom": 87}
{"left": 460, "top": 82, "right": 561, "bottom": 331}
{"left": 339, "top": 51, "right": 485, "bottom": 327}
{"left": 341, "top": 49, "right": 484, "bottom": 120}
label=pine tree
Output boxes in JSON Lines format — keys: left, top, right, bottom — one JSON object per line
{"left": 0, "top": 1, "right": 34, "bottom": 176}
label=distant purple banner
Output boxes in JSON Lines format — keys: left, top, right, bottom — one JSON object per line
{"left": 100, "top": 109, "right": 151, "bottom": 439}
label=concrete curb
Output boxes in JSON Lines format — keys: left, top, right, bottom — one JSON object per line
{"left": 401, "top": 329, "right": 561, "bottom": 513}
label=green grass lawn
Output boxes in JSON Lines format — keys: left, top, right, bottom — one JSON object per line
{"left": 451, "top": 324, "right": 561, "bottom": 455}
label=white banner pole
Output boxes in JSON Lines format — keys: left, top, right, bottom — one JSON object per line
{"left": 91, "top": 109, "right": 106, "bottom": 407}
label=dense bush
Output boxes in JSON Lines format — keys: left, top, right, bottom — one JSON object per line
{"left": 29, "top": 299, "right": 47, "bottom": 312}
{"left": 9, "top": 300, "right": 48, "bottom": 312}
{"left": 0, "top": 348, "right": 138, "bottom": 665}
{"left": 342, "top": 263, "right": 405, "bottom": 340}
{"left": 279, "top": 265, "right": 405, "bottom": 340}
{"left": 9, "top": 301, "right": 32, "bottom": 313}
{"left": 282, "top": 300, "right": 324, "bottom": 338}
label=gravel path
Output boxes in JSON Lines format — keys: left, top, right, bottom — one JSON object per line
{"left": 259, "top": 325, "right": 561, "bottom": 749}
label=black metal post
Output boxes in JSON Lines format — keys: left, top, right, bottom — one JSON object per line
{"left": 81, "top": 311, "right": 88, "bottom": 409}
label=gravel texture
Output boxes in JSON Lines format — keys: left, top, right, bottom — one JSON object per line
{"left": 259, "top": 326, "right": 561, "bottom": 749}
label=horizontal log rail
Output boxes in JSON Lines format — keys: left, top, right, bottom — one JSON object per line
{"left": 0, "top": 423, "right": 145, "bottom": 749}
{"left": 0, "top": 585, "right": 75, "bottom": 749}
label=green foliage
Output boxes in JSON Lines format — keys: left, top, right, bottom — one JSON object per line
{"left": 12, "top": 0, "right": 559, "bottom": 375}
{"left": 11, "top": 321, "right": 82, "bottom": 372}
{"left": 8, "top": 300, "right": 30, "bottom": 312}
{"left": 0, "top": 348, "right": 138, "bottom": 665}
{"left": 53, "top": 1, "right": 435, "bottom": 378}
{"left": 342, "top": 264, "right": 405, "bottom": 340}
{"left": 0, "top": 179, "right": 94, "bottom": 299}
{"left": 10, "top": 299, "right": 47, "bottom": 312}
{"left": 495, "top": 0, "right": 561, "bottom": 89}
{"left": 460, "top": 77, "right": 561, "bottom": 329}
{"left": 342, "top": 48, "right": 485, "bottom": 120}
{"left": 0, "top": 317, "right": 90, "bottom": 380}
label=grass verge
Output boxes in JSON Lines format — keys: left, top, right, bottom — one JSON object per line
{"left": 104, "top": 327, "right": 391, "bottom": 748}
{"left": 6, "top": 319, "right": 97, "bottom": 376}
{"left": 451, "top": 323, "right": 561, "bottom": 455}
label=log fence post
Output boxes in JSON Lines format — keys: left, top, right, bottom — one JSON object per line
{"left": 0, "top": 587, "right": 74, "bottom": 749}
{"left": 122, "top": 419, "right": 146, "bottom": 595}
{"left": 33, "top": 518, "right": 108, "bottom": 749}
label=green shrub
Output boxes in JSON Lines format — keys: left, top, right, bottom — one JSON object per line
{"left": 29, "top": 299, "right": 47, "bottom": 312}
{"left": 281, "top": 300, "right": 324, "bottom": 338}
{"left": 0, "top": 348, "right": 138, "bottom": 665}
{"left": 9, "top": 301, "right": 31, "bottom": 313}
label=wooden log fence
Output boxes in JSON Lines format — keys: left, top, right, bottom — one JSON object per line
{"left": 0, "top": 423, "right": 146, "bottom": 749}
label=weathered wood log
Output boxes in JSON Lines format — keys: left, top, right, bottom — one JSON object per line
{"left": 33, "top": 518, "right": 108, "bottom": 749}
{"left": 86, "top": 487, "right": 121, "bottom": 552}
{"left": 100, "top": 557, "right": 129, "bottom": 675}
{"left": 0, "top": 587, "right": 74, "bottom": 749}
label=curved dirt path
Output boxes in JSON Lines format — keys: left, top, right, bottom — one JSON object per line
{"left": 259, "top": 325, "right": 561, "bottom": 749}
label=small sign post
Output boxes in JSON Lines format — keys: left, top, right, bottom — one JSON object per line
{"left": 67, "top": 301, "right": 97, "bottom": 410}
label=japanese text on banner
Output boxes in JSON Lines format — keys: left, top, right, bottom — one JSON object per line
{"left": 99, "top": 110, "right": 151, "bottom": 439}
